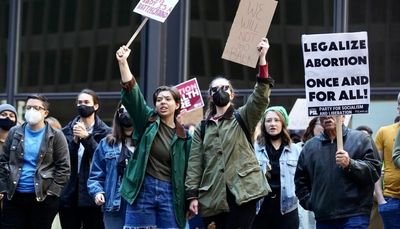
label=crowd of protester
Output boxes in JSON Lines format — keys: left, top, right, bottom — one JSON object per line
{"left": 0, "top": 39, "right": 399, "bottom": 229}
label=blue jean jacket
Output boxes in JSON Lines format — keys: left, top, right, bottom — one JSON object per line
{"left": 88, "top": 138, "right": 131, "bottom": 212}
{"left": 255, "top": 142, "right": 301, "bottom": 214}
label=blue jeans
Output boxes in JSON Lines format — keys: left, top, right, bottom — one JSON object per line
{"left": 124, "top": 175, "right": 179, "bottom": 228}
{"left": 378, "top": 197, "right": 400, "bottom": 229}
{"left": 316, "top": 215, "right": 369, "bottom": 229}
{"left": 104, "top": 199, "right": 126, "bottom": 229}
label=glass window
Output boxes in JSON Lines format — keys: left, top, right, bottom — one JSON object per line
{"left": 27, "top": 51, "right": 41, "bottom": 86}
{"left": 117, "top": 1, "right": 131, "bottom": 26}
{"left": 94, "top": 45, "right": 108, "bottom": 82}
{"left": 59, "top": 49, "right": 72, "bottom": 84}
{"left": 47, "top": 0, "right": 60, "bottom": 33}
{"left": 77, "top": 47, "right": 90, "bottom": 83}
{"left": 79, "top": 0, "right": 94, "bottom": 30}
{"left": 392, "top": 0, "right": 400, "bottom": 23}
{"left": 390, "top": 42, "right": 400, "bottom": 84}
{"left": 349, "top": 0, "right": 366, "bottom": 24}
{"left": 204, "top": 1, "right": 219, "bottom": 21}
{"left": 308, "top": 0, "right": 324, "bottom": 26}
{"left": 64, "top": 0, "right": 76, "bottom": 32}
{"left": 286, "top": 0, "right": 302, "bottom": 25}
{"left": 32, "top": 0, "right": 44, "bottom": 35}
{"left": 99, "top": 0, "right": 112, "bottom": 28}
{"left": 44, "top": 50, "right": 56, "bottom": 86}
{"left": 370, "top": 0, "right": 386, "bottom": 23}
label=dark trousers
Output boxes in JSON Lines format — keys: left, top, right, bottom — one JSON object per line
{"left": 59, "top": 205, "right": 104, "bottom": 229}
{"left": 203, "top": 189, "right": 257, "bottom": 229}
{"left": 252, "top": 192, "right": 299, "bottom": 229}
{"left": 2, "top": 192, "right": 59, "bottom": 229}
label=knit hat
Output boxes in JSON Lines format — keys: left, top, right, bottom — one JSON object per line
{"left": 264, "top": 106, "right": 289, "bottom": 127}
{"left": 0, "top": 104, "right": 17, "bottom": 119}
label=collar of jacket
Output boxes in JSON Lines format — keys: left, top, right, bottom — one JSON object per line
{"left": 14, "top": 121, "right": 55, "bottom": 138}
{"left": 206, "top": 105, "right": 235, "bottom": 121}
{"left": 148, "top": 113, "right": 187, "bottom": 139}
{"left": 319, "top": 124, "right": 349, "bottom": 142}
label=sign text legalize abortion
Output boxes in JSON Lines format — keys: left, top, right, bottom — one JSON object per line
{"left": 302, "top": 32, "right": 370, "bottom": 116}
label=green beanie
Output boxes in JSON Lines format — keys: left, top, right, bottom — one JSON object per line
{"left": 264, "top": 106, "right": 289, "bottom": 127}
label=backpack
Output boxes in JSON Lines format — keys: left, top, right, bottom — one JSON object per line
{"left": 200, "top": 110, "right": 253, "bottom": 145}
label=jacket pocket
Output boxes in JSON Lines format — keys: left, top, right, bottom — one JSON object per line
{"left": 286, "top": 160, "right": 298, "bottom": 175}
{"left": 40, "top": 170, "right": 54, "bottom": 192}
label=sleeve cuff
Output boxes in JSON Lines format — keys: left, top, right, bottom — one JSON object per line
{"left": 186, "top": 189, "right": 199, "bottom": 200}
{"left": 120, "top": 78, "right": 136, "bottom": 92}
{"left": 257, "top": 77, "right": 275, "bottom": 87}
{"left": 258, "top": 63, "right": 269, "bottom": 78}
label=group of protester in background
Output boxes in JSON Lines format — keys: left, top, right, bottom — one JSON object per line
{"left": 0, "top": 37, "right": 399, "bottom": 229}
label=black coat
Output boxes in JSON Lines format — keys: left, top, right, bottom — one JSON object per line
{"left": 60, "top": 115, "right": 111, "bottom": 207}
{"left": 295, "top": 126, "right": 382, "bottom": 221}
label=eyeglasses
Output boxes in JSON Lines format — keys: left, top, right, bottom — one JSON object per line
{"left": 25, "top": 105, "right": 46, "bottom": 111}
{"left": 209, "top": 85, "right": 230, "bottom": 94}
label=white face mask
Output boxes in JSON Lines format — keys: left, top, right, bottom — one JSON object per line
{"left": 25, "top": 109, "right": 43, "bottom": 125}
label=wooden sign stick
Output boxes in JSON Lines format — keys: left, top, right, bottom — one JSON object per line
{"left": 126, "top": 17, "right": 149, "bottom": 48}
{"left": 335, "top": 115, "right": 343, "bottom": 151}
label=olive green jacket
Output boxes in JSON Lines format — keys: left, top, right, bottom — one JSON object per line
{"left": 119, "top": 79, "right": 192, "bottom": 228}
{"left": 185, "top": 77, "right": 273, "bottom": 217}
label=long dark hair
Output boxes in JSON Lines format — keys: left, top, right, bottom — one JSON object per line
{"left": 256, "top": 111, "right": 292, "bottom": 146}
{"left": 106, "top": 101, "right": 132, "bottom": 145}
{"left": 302, "top": 117, "right": 320, "bottom": 142}
{"left": 205, "top": 76, "right": 234, "bottom": 117}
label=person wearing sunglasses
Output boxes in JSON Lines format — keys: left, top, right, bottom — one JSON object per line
{"left": 116, "top": 46, "right": 192, "bottom": 229}
{"left": 60, "top": 89, "right": 111, "bottom": 229}
{"left": 0, "top": 94, "right": 70, "bottom": 229}
{"left": 87, "top": 102, "right": 135, "bottom": 229}
{"left": 185, "top": 38, "right": 274, "bottom": 228}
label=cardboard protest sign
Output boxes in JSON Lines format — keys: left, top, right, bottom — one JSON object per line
{"left": 222, "top": 0, "right": 278, "bottom": 68}
{"left": 302, "top": 32, "right": 370, "bottom": 116}
{"left": 175, "top": 78, "right": 204, "bottom": 113}
{"left": 133, "top": 0, "right": 179, "bottom": 23}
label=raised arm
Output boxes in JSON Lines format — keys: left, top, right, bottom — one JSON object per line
{"left": 116, "top": 46, "right": 153, "bottom": 135}
{"left": 239, "top": 38, "right": 274, "bottom": 134}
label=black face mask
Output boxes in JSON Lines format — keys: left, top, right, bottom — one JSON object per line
{"left": 212, "top": 89, "right": 230, "bottom": 107}
{"left": 118, "top": 112, "right": 133, "bottom": 128}
{"left": 77, "top": 105, "right": 95, "bottom": 118}
{"left": 0, "top": 117, "right": 17, "bottom": 131}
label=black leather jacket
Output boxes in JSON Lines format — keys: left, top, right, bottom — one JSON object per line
{"left": 295, "top": 126, "right": 381, "bottom": 221}
{"left": 0, "top": 122, "right": 71, "bottom": 201}
{"left": 60, "top": 115, "right": 111, "bottom": 207}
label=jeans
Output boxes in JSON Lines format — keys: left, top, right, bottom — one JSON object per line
{"left": 104, "top": 199, "right": 126, "bottom": 229}
{"left": 316, "top": 215, "right": 370, "bottom": 229}
{"left": 378, "top": 197, "right": 400, "bottom": 229}
{"left": 124, "top": 175, "right": 179, "bottom": 228}
{"left": 2, "top": 192, "right": 59, "bottom": 229}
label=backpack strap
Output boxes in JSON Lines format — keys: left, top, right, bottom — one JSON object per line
{"left": 200, "top": 120, "right": 206, "bottom": 141}
{"left": 233, "top": 110, "right": 252, "bottom": 145}
{"left": 199, "top": 111, "right": 252, "bottom": 146}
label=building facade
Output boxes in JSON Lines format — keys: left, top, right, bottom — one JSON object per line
{"left": 1, "top": 0, "right": 399, "bottom": 125}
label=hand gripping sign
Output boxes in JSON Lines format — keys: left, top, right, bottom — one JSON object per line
{"left": 126, "top": 0, "right": 179, "bottom": 47}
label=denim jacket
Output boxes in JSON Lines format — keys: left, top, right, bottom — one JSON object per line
{"left": 255, "top": 142, "right": 301, "bottom": 214}
{"left": 87, "top": 138, "right": 132, "bottom": 212}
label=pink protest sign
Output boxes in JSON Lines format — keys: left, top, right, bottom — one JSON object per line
{"left": 176, "top": 78, "right": 204, "bottom": 113}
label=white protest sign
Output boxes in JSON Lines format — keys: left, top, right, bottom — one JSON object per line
{"left": 133, "top": 0, "right": 179, "bottom": 23}
{"left": 175, "top": 78, "right": 204, "bottom": 113}
{"left": 222, "top": 0, "right": 278, "bottom": 68}
{"left": 302, "top": 32, "right": 370, "bottom": 116}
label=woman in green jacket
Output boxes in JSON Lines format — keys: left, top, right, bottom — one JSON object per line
{"left": 116, "top": 46, "right": 192, "bottom": 229}
{"left": 185, "top": 38, "right": 274, "bottom": 228}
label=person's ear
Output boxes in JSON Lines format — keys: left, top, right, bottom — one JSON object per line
{"left": 94, "top": 104, "right": 99, "bottom": 111}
